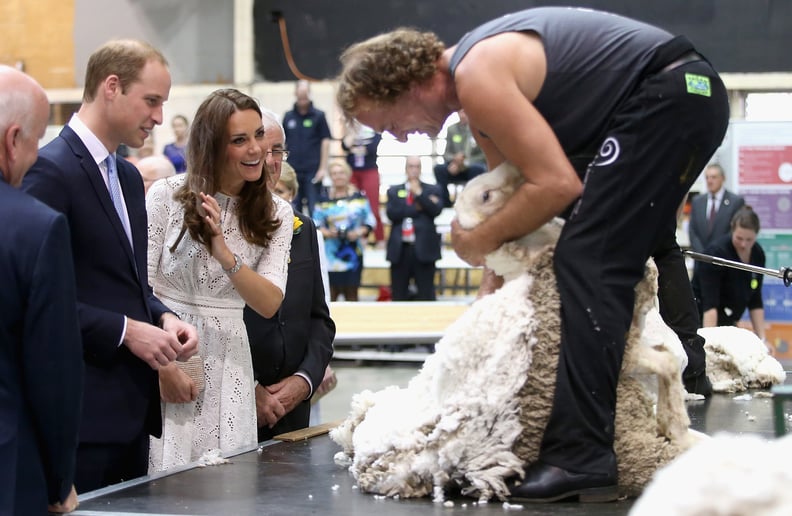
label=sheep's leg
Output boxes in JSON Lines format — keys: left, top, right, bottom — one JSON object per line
{"left": 632, "top": 345, "right": 690, "bottom": 441}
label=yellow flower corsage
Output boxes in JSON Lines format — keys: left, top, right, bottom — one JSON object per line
{"left": 293, "top": 216, "right": 304, "bottom": 235}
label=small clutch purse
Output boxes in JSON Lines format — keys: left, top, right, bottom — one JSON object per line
{"left": 176, "top": 355, "right": 205, "bottom": 393}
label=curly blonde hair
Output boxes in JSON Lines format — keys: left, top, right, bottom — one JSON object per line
{"left": 336, "top": 28, "right": 445, "bottom": 118}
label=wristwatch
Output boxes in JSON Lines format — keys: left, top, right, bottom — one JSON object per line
{"left": 223, "top": 253, "right": 243, "bottom": 275}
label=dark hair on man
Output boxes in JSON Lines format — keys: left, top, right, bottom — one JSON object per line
{"left": 336, "top": 28, "right": 445, "bottom": 119}
{"left": 730, "top": 205, "right": 760, "bottom": 233}
{"left": 83, "top": 40, "right": 168, "bottom": 102}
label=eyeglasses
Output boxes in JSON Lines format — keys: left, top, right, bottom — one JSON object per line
{"left": 266, "top": 149, "right": 290, "bottom": 161}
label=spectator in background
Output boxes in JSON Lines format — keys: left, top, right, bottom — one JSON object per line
{"left": 385, "top": 156, "right": 444, "bottom": 300}
{"left": 122, "top": 137, "right": 155, "bottom": 167}
{"left": 314, "top": 159, "right": 376, "bottom": 301}
{"left": 0, "top": 64, "right": 82, "bottom": 516}
{"left": 283, "top": 80, "right": 332, "bottom": 216}
{"left": 163, "top": 114, "right": 189, "bottom": 173}
{"left": 692, "top": 206, "right": 766, "bottom": 340}
{"left": 434, "top": 109, "right": 486, "bottom": 207}
{"left": 342, "top": 123, "right": 384, "bottom": 246}
{"left": 688, "top": 164, "right": 744, "bottom": 253}
{"left": 244, "top": 112, "right": 335, "bottom": 441}
{"left": 138, "top": 155, "right": 176, "bottom": 194}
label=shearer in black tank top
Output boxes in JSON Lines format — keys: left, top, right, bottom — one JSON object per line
{"left": 336, "top": 6, "right": 729, "bottom": 503}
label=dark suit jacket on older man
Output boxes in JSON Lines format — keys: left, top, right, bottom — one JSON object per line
{"left": 0, "top": 180, "right": 83, "bottom": 515}
{"left": 688, "top": 189, "right": 745, "bottom": 253}
{"left": 385, "top": 181, "right": 444, "bottom": 300}
{"left": 244, "top": 212, "right": 335, "bottom": 441}
{"left": 22, "top": 125, "right": 173, "bottom": 489}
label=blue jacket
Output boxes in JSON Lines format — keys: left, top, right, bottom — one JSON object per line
{"left": 23, "top": 126, "right": 171, "bottom": 445}
{"left": 282, "top": 102, "right": 332, "bottom": 174}
{"left": 0, "top": 180, "right": 82, "bottom": 513}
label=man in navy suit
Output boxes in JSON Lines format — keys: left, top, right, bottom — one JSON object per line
{"left": 386, "top": 156, "right": 445, "bottom": 300}
{"left": 689, "top": 164, "right": 745, "bottom": 253}
{"left": 0, "top": 65, "right": 82, "bottom": 514}
{"left": 23, "top": 40, "right": 198, "bottom": 493}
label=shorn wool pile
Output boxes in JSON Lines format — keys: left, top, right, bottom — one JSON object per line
{"left": 699, "top": 326, "right": 784, "bottom": 393}
{"left": 631, "top": 432, "right": 792, "bottom": 515}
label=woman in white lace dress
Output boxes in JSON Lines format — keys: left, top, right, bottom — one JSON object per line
{"left": 146, "top": 89, "right": 292, "bottom": 472}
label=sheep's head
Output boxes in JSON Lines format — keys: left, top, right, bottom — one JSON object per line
{"left": 455, "top": 162, "right": 524, "bottom": 229}
{"left": 455, "top": 162, "right": 565, "bottom": 278}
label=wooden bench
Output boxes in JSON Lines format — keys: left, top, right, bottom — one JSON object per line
{"left": 330, "top": 300, "right": 470, "bottom": 361}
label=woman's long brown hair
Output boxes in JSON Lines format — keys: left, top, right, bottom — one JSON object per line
{"left": 170, "top": 89, "right": 281, "bottom": 253}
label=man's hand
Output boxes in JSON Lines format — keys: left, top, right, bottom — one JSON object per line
{"left": 255, "top": 383, "right": 287, "bottom": 428}
{"left": 448, "top": 152, "right": 466, "bottom": 176}
{"left": 450, "top": 219, "right": 499, "bottom": 267}
{"left": 407, "top": 178, "right": 423, "bottom": 196}
{"left": 266, "top": 376, "right": 311, "bottom": 416}
{"left": 312, "top": 167, "right": 326, "bottom": 184}
{"left": 124, "top": 319, "right": 184, "bottom": 370}
{"left": 47, "top": 485, "right": 78, "bottom": 513}
{"left": 158, "top": 363, "right": 198, "bottom": 403}
{"left": 160, "top": 313, "right": 199, "bottom": 361}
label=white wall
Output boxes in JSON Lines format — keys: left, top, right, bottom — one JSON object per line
{"left": 73, "top": 0, "right": 233, "bottom": 86}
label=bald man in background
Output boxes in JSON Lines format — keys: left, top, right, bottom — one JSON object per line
{"left": 137, "top": 154, "right": 176, "bottom": 194}
{"left": 0, "top": 65, "right": 82, "bottom": 514}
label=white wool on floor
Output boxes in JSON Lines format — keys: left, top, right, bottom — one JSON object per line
{"left": 332, "top": 273, "right": 538, "bottom": 500}
{"left": 631, "top": 432, "right": 792, "bottom": 516}
{"left": 699, "top": 326, "right": 786, "bottom": 392}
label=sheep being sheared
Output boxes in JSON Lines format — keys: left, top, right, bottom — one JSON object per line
{"left": 331, "top": 162, "right": 694, "bottom": 502}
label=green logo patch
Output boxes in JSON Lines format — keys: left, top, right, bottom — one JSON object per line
{"left": 685, "top": 73, "right": 711, "bottom": 97}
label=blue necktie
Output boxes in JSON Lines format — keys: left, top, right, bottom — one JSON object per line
{"left": 105, "top": 154, "right": 132, "bottom": 245}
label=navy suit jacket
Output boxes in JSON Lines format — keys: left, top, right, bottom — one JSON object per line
{"left": 0, "top": 181, "right": 83, "bottom": 513}
{"left": 385, "top": 182, "right": 444, "bottom": 264}
{"left": 688, "top": 189, "right": 745, "bottom": 253}
{"left": 244, "top": 213, "right": 335, "bottom": 436}
{"left": 22, "top": 125, "right": 171, "bottom": 444}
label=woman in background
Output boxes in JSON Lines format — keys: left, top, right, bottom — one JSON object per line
{"left": 342, "top": 123, "right": 383, "bottom": 246}
{"left": 313, "top": 159, "right": 376, "bottom": 301}
{"left": 692, "top": 206, "right": 766, "bottom": 340}
{"left": 163, "top": 114, "right": 189, "bottom": 173}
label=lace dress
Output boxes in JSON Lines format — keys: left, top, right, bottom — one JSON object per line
{"left": 145, "top": 174, "right": 291, "bottom": 472}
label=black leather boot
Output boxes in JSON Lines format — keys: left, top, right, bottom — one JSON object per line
{"left": 508, "top": 461, "right": 618, "bottom": 503}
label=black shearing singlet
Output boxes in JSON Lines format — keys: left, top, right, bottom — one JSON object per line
{"left": 449, "top": 7, "right": 675, "bottom": 167}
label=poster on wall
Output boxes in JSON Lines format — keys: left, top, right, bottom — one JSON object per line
{"left": 738, "top": 146, "right": 792, "bottom": 185}
{"left": 727, "top": 122, "right": 792, "bottom": 357}
{"left": 741, "top": 190, "right": 792, "bottom": 230}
